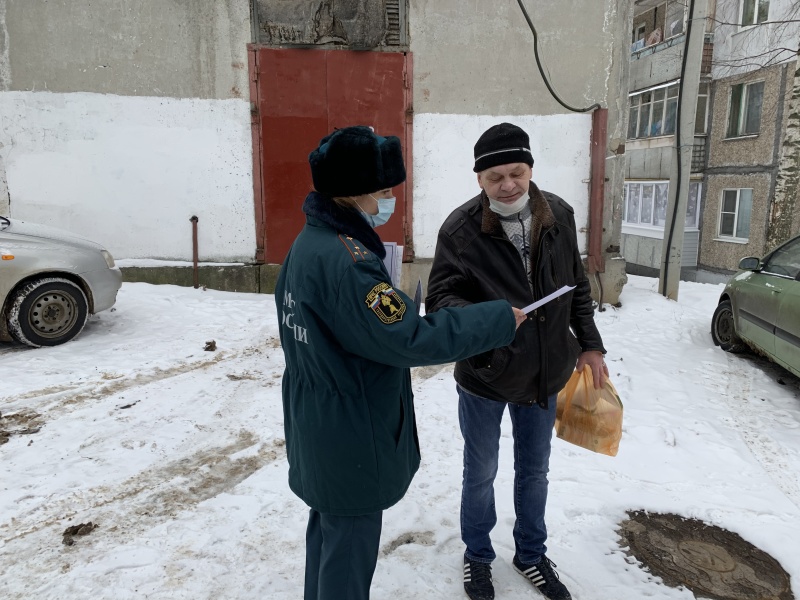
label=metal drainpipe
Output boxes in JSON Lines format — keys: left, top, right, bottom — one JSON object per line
{"left": 190, "top": 216, "right": 199, "bottom": 289}
{"left": 588, "top": 108, "right": 608, "bottom": 309}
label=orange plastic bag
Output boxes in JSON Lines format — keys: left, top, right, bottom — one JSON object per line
{"left": 555, "top": 365, "right": 623, "bottom": 456}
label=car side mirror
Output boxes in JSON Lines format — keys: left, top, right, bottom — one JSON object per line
{"left": 738, "top": 257, "right": 760, "bottom": 271}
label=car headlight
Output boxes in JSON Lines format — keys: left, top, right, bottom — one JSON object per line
{"left": 100, "top": 250, "right": 116, "bottom": 269}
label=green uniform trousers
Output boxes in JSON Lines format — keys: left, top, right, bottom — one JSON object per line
{"left": 304, "top": 509, "right": 383, "bottom": 600}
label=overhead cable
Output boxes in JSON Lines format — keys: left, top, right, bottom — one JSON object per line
{"left": 516, "top": 0, "right": 602, "bottom": 113}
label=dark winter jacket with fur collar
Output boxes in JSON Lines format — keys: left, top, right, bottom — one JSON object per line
{"left": 425, "top": 183, "right": 606, "bottom": 408}
{"left": 275, "top": 192, "right": 516, "bottom": 515}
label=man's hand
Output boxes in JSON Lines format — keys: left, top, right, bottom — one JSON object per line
{"left": 576, "top": 350, "right": 608, "bottom": 389}
{"left": 512, "top": 307, "right": 527, "bottom": 329}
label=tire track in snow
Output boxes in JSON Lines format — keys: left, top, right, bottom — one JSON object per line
{"left": 714, "top": 357, "right": 800, "bottom": 510}
{"left": 0, "top": 432, "right": 287, "bottom": 600}
{"left": 0, "top": 429, "right": 285, "bottom": 545}
{"left": 0, "top": 340, "right": 278, "bottom": 417}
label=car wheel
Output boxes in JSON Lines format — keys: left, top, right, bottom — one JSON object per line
{"left": 7, "top": 278, "right": 89, "bottom": 347}
{"left": 711, "top": 300, "right": 745, "bottom": 353}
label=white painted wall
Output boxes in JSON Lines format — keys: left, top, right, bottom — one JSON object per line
{"left": 713, "top": 0, "right": 800, "bottom": 78}
{"left": 0, "top": 92, "right": 255, "bottom": 261}
{"left": 412, "top": 113, "right": 592, "bottom": 258}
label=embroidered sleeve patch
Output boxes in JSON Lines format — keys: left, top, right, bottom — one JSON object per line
{"left": 365, "top": 282, "right": 406, "bottom": 324}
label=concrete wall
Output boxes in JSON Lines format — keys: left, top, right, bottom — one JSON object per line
{"left": 2, "top": 0, "right": 250, "bottom": 99}
{"left": 712, "top": 0, "right": 800, "bottom": 79}
{"left": 409, "top": 0, "right": 631, "bottom": 302}
{"left": 624, "top": 26, "right": 682, "bottom": 274}
{"left": 1, "top": 0, "right": 633, "bottom": 301}
{"left": 412, "top": 113, "right": 592, "bottom": 257}
{"left": 700, "top": 62, "right": 791, "bottom": 269}
{"left": 0, "top": 153, "right": 8, "bottom": 215}
{"left": 0, "top": 92, "right": 255, "bottom": 261}
{"left": 0, "top": 0, "right": 255, "bottom": 262}
{"left": 700, "top": 172, "right": 772, "bottom": 269}
{"left": 700, "top": 0, "right": 800, "bottom": 269}
{"left": 409, "top": 1, "right": 620, "bottom": 117}
{"left": 621, "top": 229, "right": 699, "bottom": 268}
{"left": 625, "top": 138, "right": 674, "bottom": 179}
{"left": 707, "top": 64, "right": 787, "bottom": 169}
{"left": 629, "top": 37, "right": 684, "bottom": 92}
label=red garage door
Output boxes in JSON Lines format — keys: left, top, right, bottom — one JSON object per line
{"left": 249, "top": 48, "right": 413, "bottom": 264}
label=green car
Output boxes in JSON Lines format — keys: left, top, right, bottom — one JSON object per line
{"left": 711, "top": 233, "right": 800, "bottom": 378}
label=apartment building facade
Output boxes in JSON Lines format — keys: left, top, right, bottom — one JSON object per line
{"left": 623, "top": 0, "right": 800, "bottom": 278}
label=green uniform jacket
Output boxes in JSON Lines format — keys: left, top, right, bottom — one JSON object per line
{"left": 275, "top": 193, "right": 516, "bottom": 516}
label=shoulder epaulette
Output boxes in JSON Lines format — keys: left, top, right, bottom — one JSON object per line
{"left": 545, "top": 192, "right": 574, "bottom": 215}
{"left": 444, "top": 214, "right": 468, "bottom": 237}
{"left": 337, "top": 234, "right": 372, "bottom": 262}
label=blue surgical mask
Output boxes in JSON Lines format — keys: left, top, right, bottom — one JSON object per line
{"left": 358, "top": 195, "right": 396, "bottom": 228}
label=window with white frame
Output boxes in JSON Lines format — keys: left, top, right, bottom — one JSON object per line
{"left": 628, "top": 83, "right": 679, "bottom": 139}
{"left": 741, "top": 0, "right": 769, "bottom": 26}
{"left": 665, "top": 0, "right": 687, "bottom": 37}
{"left": 719, "top": 189, "right": 753, "bottom": 240}
{"left": 727, "top": 81, "right": 764, "bottom": 137}
{"left": 623, "top": 181, "right": 702, "bottom": 229}
{"left": 628, "top": 82, "right": 711, "bottom": 140}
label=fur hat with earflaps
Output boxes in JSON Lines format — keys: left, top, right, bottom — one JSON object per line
{"left": 309, "top": 126, "right": 406, "bottom": 197}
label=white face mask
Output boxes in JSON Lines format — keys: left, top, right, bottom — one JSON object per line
{"left": 355, "top": 195, "right": 396, "bottom": 228}
{"left": 488, "top": 192, "right": 529, "bottom": 216}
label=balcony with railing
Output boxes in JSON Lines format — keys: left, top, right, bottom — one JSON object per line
{"left": 630, "top": 0, "right": 713, "bottom": 92}
{"left": 691, "top": 136, "right": 707, "bottom": 173}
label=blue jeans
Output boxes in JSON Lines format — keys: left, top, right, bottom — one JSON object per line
{"left": 458, "top": 386, "right": 557, "bottom": 565}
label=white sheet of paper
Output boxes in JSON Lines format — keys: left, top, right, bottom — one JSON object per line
{"left": 521, "top": 285, "right": 576, "bottom": 315}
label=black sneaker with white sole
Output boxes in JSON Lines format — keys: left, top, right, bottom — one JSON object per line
{"left": 513, "top": 555, "right": 572, "bottom": 600}
{"left": 463, "top": 556, "right": 494, "bottom": 600}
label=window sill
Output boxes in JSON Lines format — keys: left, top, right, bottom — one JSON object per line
{"left": 723, "top": 134, "right": 759, "bottom": 141}
{"left": 713, "top": 237, "right": 750, "bottom": 244}
{"left": 623, "top": 224, "right": 700, "bottom": 239}
{"left": 626, "top": 136, "right": 675, "bottom": 150}
{"left": 733, "top": 24, "right": 762, "bottom": 36}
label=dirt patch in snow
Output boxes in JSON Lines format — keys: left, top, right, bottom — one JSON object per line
{"left": 619, "top": 511, "right": 794, "bottom": 600}
{"left": 0, "top": 409, "right": 43, "bottom": 445}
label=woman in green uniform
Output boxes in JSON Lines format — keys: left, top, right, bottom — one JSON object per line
{"left": 275, "top": 126, "right": 524, "bottom": 600}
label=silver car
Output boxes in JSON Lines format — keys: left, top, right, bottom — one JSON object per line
{"left": 0, "top": 216, "right": 122, "bottom": 347}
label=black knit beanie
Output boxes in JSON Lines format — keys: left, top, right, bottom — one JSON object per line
{"left": 473, "top": 123, "right": 535, "bottom": 173}
{"left": 309, "top": 126, "right": 406, "bottom": 197}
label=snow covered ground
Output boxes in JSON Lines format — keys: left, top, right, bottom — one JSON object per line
{"left": 1, "top": 276, "right": 798, "bottom": 599}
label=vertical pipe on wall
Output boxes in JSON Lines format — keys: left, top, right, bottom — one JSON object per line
{"left": 248, "top": 46, "right": 266, "bottom": 264}
{"left": 191, "top": 216, "right": 199, "bottom": 289}
{"left": 403, "top": 52, "right": 415, "bottom": 262}
{"left": 588, "top": 108, "right": 608, "bottom": 277}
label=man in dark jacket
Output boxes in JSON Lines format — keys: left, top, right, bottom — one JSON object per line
{"left": 276, "top": 125, "right": 526, "bottom": 600}
{"left": 426, "top": 123, "right": 608, "bottom": 600}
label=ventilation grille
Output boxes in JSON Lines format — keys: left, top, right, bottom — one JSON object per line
{"left": 385, "top": 0, "right": 403, "bottom": 46}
